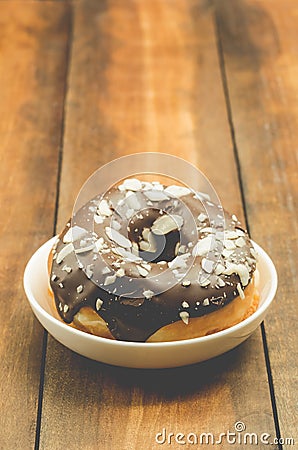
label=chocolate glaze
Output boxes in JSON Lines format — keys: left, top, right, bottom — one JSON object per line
{"left": 49, "top": 179, "right": 257, "bottom": 342}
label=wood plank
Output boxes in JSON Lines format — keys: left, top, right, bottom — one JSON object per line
{"left": 57, "top": 0, "right": 245, "bottom": 226}
{"left": 0, "top": 2, "right": 70, "bottom": 449}
{"left": 216, "top": 0, "right": 298, "bottom": 446}
{"left": 40, "top": 1, "right": 278, "bottom": 449}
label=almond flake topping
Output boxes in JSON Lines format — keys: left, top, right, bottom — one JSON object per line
{"left": 224, "top": 239, "right": 236, "bottom": 250}
{"left": 104, "top": 274, "right": 117, "bottom": 286}
{"left": 201, "top": 258, "right": 215, "bottom": 274}
{"left": 94, "top": 215, "right": 104, "bottom": 224}
{"left": 198, "top": 213, "right": 208, "bottom": 222}
{"left": 223, "top": 262, "right": 250, "bottom": 286}
{"left": 182, "top": 301, "right": 190, "bottom": 308}
{"left": 168, "top": 253, "right": 190, "bottom": 270}
{"left": 194, "top": 191, "right": 211, "bottom": 201}
{"left": 236, "top": 229, "right": 245, "bottom": 237}
{"left": 95, "top": 237, "right": 104, "bottom": 252}
{"left": 237, "top": 283, "right": 245, "bottom": 299}
{"left": 111, "top": 220, "right": 121, "bottom": 231}
{"left": 111, "top": 247, "right": 142, "bottom": 262}
{"left": 224, "top": 230, "right": 239, "bottom": 240}
{"left": 56, "top": 243, "right": 74, "bottom": 264}
{"left": 200, "top": 227, "right": 214, "bottom": 234}
{"left": 222, "top": 248, "right": 234, "bottom": 259}
{"left": 214, "top": 263, "right": 225, "bottom": 275}
{"left": 97, "top": 199, "right": 112, "bottom": 217}
{"left": 171, "top": 214, "right": 184, "bottom": 228}
{"left": 198, "top": 274, "right": 211, "bottom": 287}
{"left": 122, "top": 178, "right": 142, "bottom": 191}
{"left": 235, "top": 237, "right": 246, "bottom": 247}
{"left": 63, "top": 226, "right": 88, "bottom": 244}
{"left": 141, "top": 181, "right": 153, "bottom": 190}
{"left": 192, "top": 235, "right": 214, "bottom": 257}
{"left": 144, "top": 190, "right": 169, "bottom": 202}
{"left": 95, "top": 298, "right": 103, "bottom": 311}
{"left": 217, "top": 278, "right": 226, "bottom": 287}
{"left": 105, "top": 227, "right": 132, "bottom": 248}
{"left": 85, "top": 264, "right": 94, "bottom": 278}
{"left": 116, "top": 268, "right": 125, "bottom": 277}
{"left": 125, "top": 191, "right": 141, "bottom": 210}
{"left": 75, "top": 243, "right": 95, "bottom": 254}
{"left": 125, "top": 209, "right": 134, "bottom": 219}
{"left": 137, "top": 266, "right": 149, "bottom": 277}
{"left": 62, "top": 265, "right": 72, "bottom": 274}
{"left": 76, "top": 285, "right": 83, "bottom": 294}
{"left": 164, "top": 185, "right": 191, "bottom": 197}
{"left": 151, "top": 214, "right": 179, "bottom": 235}
{"left": 179, "top": 311, "right": 189, "bottom": 324}
{"left": 143, "top": 290, "right": 154, "bottom": 299}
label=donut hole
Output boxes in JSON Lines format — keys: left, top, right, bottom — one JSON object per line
{"left": 127, "top": 208, "right": 181, "bottom": 263}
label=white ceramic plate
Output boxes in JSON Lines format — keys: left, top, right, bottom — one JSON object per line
{"left": 23, "top": 237, "right": 277, "bottom": 368}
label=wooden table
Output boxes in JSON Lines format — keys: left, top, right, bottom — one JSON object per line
{"left": 0, "top": 1, "right": 297, "bottom": 449}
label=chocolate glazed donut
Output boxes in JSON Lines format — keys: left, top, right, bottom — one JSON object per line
{"left": 48, "top": 178, "right": 259, "bottom": 342}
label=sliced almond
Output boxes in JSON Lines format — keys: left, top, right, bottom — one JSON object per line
{"left": 168, "top": 255, "right": 188, "bottom": 270}
{"left": 192, "top": 235, "right": 214, "bottom": 257}
{"left": 151, "top": 214, "right": 179, "bottom": 235}
{"left": 142, "top": 228, "right": 150, "bottom": 240}
{"left": 137, "top": 266, "right": 149, "bottom": 277}
{"left": 224, "top": 239, "right": 236, "bottom": 250}
{"left": 97, "top": 199, "right": 112, "bottom": 217}
{"left": 139, "top": 240, "right": 150, "bottom": 251}
{"left": 105, "top": 227, "right": 132, "bottom": 248}
{"left": 144, "top": 190, "right": 169, "bottom": 202}
{"left": 237, "top": 282, "right": 245, "bottom": 299}
{"left": 104, "top": 274, "right": 117, "bottom": 286}
{"left": 164, "top": 185, "right": 191, "bottom": 197}
{"left": 201, "top": 258, "right": 215, "bottom": 274}
{"left": 235, "top": 237, "right": 246, "bottom": 247}
{"left": 143, "top": 290, "right": 154, "bottom": 299}
{"left": 223, "top": 262, "right": 250, "bottom": 286}
{"left": 95, "top": 298, "right": 103, "bottom": 311}
{"left": 179, "top": 311, "right": 189, "bottom": 324}
{"left": 198, "top": 213, "right": 208, "bottom": 223}
{"left": 56, "top": 243, "right": 74, "bottom": 264}
{"left": 139, "top": 231, "right": 157, "bottom": 253}
{"left": 94, "top": 214, "right": 104, "bottom": 224}
{"left": 63, "top": 226, "right": 88, "bottom": 244}
{"left": 122, "top": 178, "right": 142, "bottom": 191}
{"left": 125, "top": 192, "right": 141, "bottom": 210}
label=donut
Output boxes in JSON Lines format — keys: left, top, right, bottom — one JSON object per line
{"left": 48, "top": 178, "right": 259, "bottom": 342}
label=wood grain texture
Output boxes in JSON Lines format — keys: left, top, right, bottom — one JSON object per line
{"left": 39, "top": 1, "right": 278, "bottom": 449}
{"left": 57, "top": 0, "right": 244, "bottom": 227}
{"left": 216, "top": 0, "right": 298, "bottom": 445}
{"left": 0, "top": 3, "right": 70, "bottom": 449}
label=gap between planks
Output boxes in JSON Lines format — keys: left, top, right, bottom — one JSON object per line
{"left": 213, "top": 4, "right": 282, "bottom": 449}
{"left": 34, "top": 4, "right": 74, "bottom": 450}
